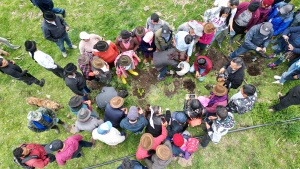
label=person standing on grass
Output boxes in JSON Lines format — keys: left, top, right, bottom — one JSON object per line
{"left": 272, "top": 59, "right": 300, "bottom": 85}
{"left": 115, "top": 30, "right": 140, "bottom": 53}
{"left": 77, "top": 52, "right": 97, "bottom": 81}
{"left": 130, "top": 26, "right": 149, "bottom": 56}
{"left": 173, "top": 31, "right": 194, "bottom": 63}
{"left": 79, "top": 31, "right": 104, "bottom": 54}
{"left": 41, "top": 11, "right": 77, "bottom": 58}
{"left": 0, "top": 58, "right": 45, "bottom": 87}
{"left": 68, "top": 96, "right": 99, "bottom": 118}
{"left": 200, "top": 105, "right": 235, "bottom": 148}
{"left": 146, "top": 13, "right": 169, "bottom": 33}
{"left": 24, "top": 40, "right": 64, "bottom": 78}
{"left": 27, "top": 107, "right": 68, "bottom": 134}
{"left": 63, "top": 63, "right": 90, "bottom": 101}
{"left": 226, "top": 84, "right": 257, "bottom": 115}
{"left": 114, "top": 50, "right": 141, "bottom": 84}
{"left": 120, "top": 106, "right": 148, "bottom": 135}
{"left": 75, "top": 108, "right": 104, "bottom": 133}
{"left": 92, "top": 121, "right": 129, "bottom": 146}
{"left": 44, "top": 135, "right": 95, "bottom": 166}
{"left": 155, "top": 24, "right": 174, "bottom": 51}
{"left": 189, "top": 56, "right": 212, "bottom": 82}
{"left": 193, "top": 22, "right": 215, "bottom": 56}
{"left": 140, "top": 32, "right": 156, "bottom": 65}
{"left": 93, "top": 40, "right": 119, "bottom": 68}
{"left": 229, "top": 22, "right": 273, "bottom": 59}
{"left": 104, "top": 96, "right": 127, "bottom": 128}
{"left": 268, "top": 84, "right": 300, "bottom": 112}
{"left": 30, "top": 0, "right": 66, "bottom": 17}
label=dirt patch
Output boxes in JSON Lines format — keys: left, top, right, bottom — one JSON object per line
{"left": 132, "top": 86, "right": 146, "bottom": 99}
{"left": 206, "top": 48, "right": 230, "bottom": 71}
{"left": 252, "top": 82, "right": 261, "bottom": 87}
{"left": 183, "top": 79, "right": 196, "bottom": 93}
{"left": 164, "top": 79, "right": 183, "bottom": 98}
{"left": 247, "top": 65, "right": 261, "bottom": 76}
{"left": 204, "top": 84, "right": 212, "bottom": 90}
{"left": 239, "top": 51, "right": 267, "bottom": 77}
{"left": 86, "top": 80, "right": 107, "bottom": 92}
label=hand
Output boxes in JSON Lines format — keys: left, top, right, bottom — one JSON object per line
{"left": 263, "top": 48, "right": 266, "bottom": 53}
{"left": 66, "top": 27, "right": 70, "bottom": 31}
{"left": 219, "top": 68, "right": 225, "bottom": 74}
{"left": 195, "top": 71, "right": 199, "bottom": 77}
{"left": 288, "top": 44, "right": 294, "bottom": 51}
{"left": 10, "top": 60, "right": 15, "bottom": 64}
{"left": 83, "top": 93, "right": 86, "bottom": 97}
{"left": 121, "top": 107, "right": 128, "bottom": 114}
{"left": 179, "top": 153, "right": 183, "bottom": 157}
{"left": 185, "top": 94, "right": 190, "bottom": 100}
{"left": 208, "top": 116, "right": 217, "bottom": 120}
{"left": 148, "top": 48, "right": 153, "bottom": 51}
{"left": 214, "top": 29, "right": 217, "bottom": 34}
{"left": 294, "top": 75, "right": 298, "bottom": 79}
{"left": 181, "top": 67, "right": 184, "bottom": 70}
{"left": 84, "top": 100, "right": 91, "bottom": 106}
{"left": 256, "top": 47, "right": 262, "bottom": 52}
{"left": 205, "top": 122, "right": 211, "bottom": 129}
{"left": 244, "top": 30, "right": 248, "bottom": 33}
{"left": 57, "top": 39, "right": 59, "bottom": 42}
{"left": 230, "top": 26, "right": 234, "bottom": 32}
{"left": 161, "top": 121, "right": 168, "bottom": 127}
{"left": 106, "top": 64, "right": 110, "bottom": 69}
{"left": 93, "top": 71, "right": 99, "bottom": 75}
{"left": 157, "top": 49, "right": 162, "bottom": 51}
{"left": 137, "top": 107, "right": 144, "bottom": 114}
{"left": 24, "top": 68, "right": 28, "bottom": 72}
{"left": 186, "top": 57, "right": 189, "bottom": 63}
{"left": 218, "top": 77, "right": 225, "bottom": 82}
{"left": 137, "top": 57, "right": 141, "bottom": 62}
{"left": 282, "top": 35, "right": 289, "bottom": 40}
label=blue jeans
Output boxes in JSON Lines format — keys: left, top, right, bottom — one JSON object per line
{"left": 209, "top": 31, "right": 221, "bottom": 45}
{"left": 31, "top": 0, "right": 63, "bottom": 14}
{"left": 81, "top": 86, "right": 90, "bottom": 101}
{"left": 229, "top": 45, "right": 261, "bottom": 59}
{"left": 74, "top": 140, "right": 93, "bottom": 158}
{"left": 55, "top": 32, "right": 73, "bottom": 52}
{"left": 159, "top": 68, "right": 168, "bottom": 78}
{"left": 161, "top": 43, "right": 172, "bottom": 51}
{"left": 279, "top": 61, "right": 300, "bottom": 83}
{"left": 189, "top": 64, "right": 207, "bottom": 81}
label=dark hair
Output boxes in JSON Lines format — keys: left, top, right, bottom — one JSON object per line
{"left": 13, "top": 147, "right": 24, "bottom": 158}
{"left": 184, "top": 34, "right": 193, "bottom": 44}
{"left": 168, "top": 51, "right": 187, "bottom": 61}
{"left": 0, "top": 58, "right": 3, "bottom": 66}
{"left": 197, "top": 58, "right": 206, "bottom": 65}
{"left": 229, "top": 0, "right": 240, "bottom": 6}
{"left": 144, "top": 104, "right": 160, "bottom": 118}
{"left": 219, "top": 7, "right": 232, "bottom": 26}
{"left": 120, "top": 157, "right": 133, "bottom": 169}
{"left": 243, "top": 84, "right": 256, "bottom": 96}
{"left": 231, "top": 57, "right": 243, "bottom": 66}
{"left": 216, "top": 105, "right": 228, "bottom": 120}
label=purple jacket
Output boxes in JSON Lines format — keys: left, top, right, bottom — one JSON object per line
{"left": 233, "top": 2, "right": 261, "bottom": 31}
{"left": 250, "top": 0, "right": 272, "bottom": 24}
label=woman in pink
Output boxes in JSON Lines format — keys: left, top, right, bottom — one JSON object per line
{"left": 115, "top": 30, "right": 139, "bottom": 52}
{"left": 114, "top": 50, "right": 141, "bottom": 84}
{"left": 193, "top": 22, "right": 215, "bottom": 56}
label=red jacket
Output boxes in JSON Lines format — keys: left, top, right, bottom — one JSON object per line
{"left": 56, "top": 135, "right": 83, "bottom": 166}
{"left": 136, "top": 126, "right": 167, "bottom": 160}
{"left": 233, "top": 2, "right": 261, "bottom": 31}
{"left": 20, "top": 143, "right": 50, "bottom": 168}
{"left": 194, "top": 56, "right": 212, "bottom": 76}
{"left": 93, "top": 40, "right": 119, "bottom": 63}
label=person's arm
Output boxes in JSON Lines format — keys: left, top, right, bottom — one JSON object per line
{"left": 223, "top": 61, "right": 230, "bottom": 69}
{"left": 139, "top": 40, "right": 149, "bottom": 51}
{"left": 42, "top": 27, "right": 58, "bottom": 42}
{"left": 132, "top": 38, "right": 139, "bottom": 52}
{"left": 66, "top": 79, "right": 85, "bottom": 96}
{"left": 225, "top": 72, "right": 244, "bottom": 89}
{"left": 272, "top": 18, "right": 293, "bottom": 36}
{"left": 154, "top": 33, "right": 161, "bottom": 50}
{"left": 39, "top": 53, "right": 57, "bottom": 69}
{"left": 155, "top": 126, "right": 167, "bottom": 142}
{"left": 75, "top": 123, "right": 82, "bottom": 133}
{"left": 79, "top": 42, "right": 85, "bottom": 54}
{"left": 111, "top": 42, "right": 119, "bottom": 53}
{"left": 187, "top": 42, "right": 193, "bottom": 57}
{"left": 194, "top": 59, "right": 199, "bottom": 72}
{"left": 263, "top": 30, "right": 274, "bottom": 49}
{"left": 200, "top": 60, "right": 212, "bottom": 76}
{"left": 243, "top": 28, "right": 257, "bottom": 50}
{"left": 183, "top": 99, "right": 188, "bottom": 111}
{"left": 58, "top": 15, "right": 69, "bottom": 27}
{"left": 92, "top": 34, "right": 104, "bottom": 41}
{"left": 10, "top": 68, "right": 28, "bottom": 78}
{"left": 205, "top": 103, "right": 218, "bottom": 113}
{"left": 115, "top": 36, "right": 125, "bottom": 52}
{"left": 29, "top": 158, "right": 50, "bottom": 168}
{"left": 143, "top": 158, "right": 153, "bottom": 169}
{"left": 203, "top": 8, "right": 213, "bottom": 23}
{"left": 146, "top": 18, "right": 150, "bottom": 30}
{"left": 56, "top": 157, "right": 66, "bottom": 166}
{"left": 27, "top": 121, "right": 43, "bottom": 133}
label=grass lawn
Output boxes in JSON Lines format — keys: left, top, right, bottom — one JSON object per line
{"left": 1, "top": 0, "right": 300, "bottom": 168}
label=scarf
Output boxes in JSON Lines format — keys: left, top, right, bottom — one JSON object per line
{"left": 32, "top": 114, "right": 53, "bottom": 130}
{"left": 207, "top": 92, "right": 228, "bottom": 106}
{"left": 149, "top": 106, "right": 155, "bottom": 129}
{"left": 70, "top": 104, "right": 83, "bottom": 112}
{"left": 215, "top": 113, "right": 235, "bottom": 129}
{"left": 119, "top": 37, "right": 132, "bottom": 44}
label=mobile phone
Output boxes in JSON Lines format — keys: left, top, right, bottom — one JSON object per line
{"left": 161, "top": 117, "right": 166, "bottom": 123}
{"left": 189, "top": 94, "right": 196, "bottom": 99}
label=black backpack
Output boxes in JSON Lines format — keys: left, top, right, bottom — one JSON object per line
{"left": 13, "top": 145, "right": 39, "bottom": 169}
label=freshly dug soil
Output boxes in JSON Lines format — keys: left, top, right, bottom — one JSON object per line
{"left": 183, "top": 79, "right": 196, "bottom": 93}
{"left": 204, "top": 84, "right": 212, "bottom": 90}
{"left": 206, "top": 48, "right": 230, "bottom": 71}
{"left": 132, "top": 86, "right": 146, "bottom": 99}
{"left": 247, "top": 65, "right": 261, "bottom": 76}
{"left": 252, "top": 82, "right": 261, "bottom": 87}
{"left": 165, "top": 79, "right": 183, "bottom": 98}
{"left": 241, "top": 51, "right": 266, "bottom": 69}
{"left": 86, "top": 80, "right": 107, "bottom": 91}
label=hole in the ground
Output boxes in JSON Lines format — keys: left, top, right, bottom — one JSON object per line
{"left": 247, "top": 65, "right": 261, "bottom": 76}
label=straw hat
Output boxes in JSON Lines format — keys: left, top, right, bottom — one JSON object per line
{"left": 212, "top": 85, "right": 228, "bottom": 96}
{"left": 92, "top": 58, "right": 105, "bottom": 69}
{"left": 156, "top": 145, "right": 171, "bottom": 160}
{"left": 118, "top": 55, "right": 132, "bottom": 66}
{"left": 110, "top": 96, "right": 124, "bottom": 108}
{"left": 140, "top": 133, "right": 154, "bottom": 150}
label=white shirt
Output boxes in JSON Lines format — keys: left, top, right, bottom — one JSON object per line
{"left": 229, "top": 90, "right": 244, "bottom": 102}
{"left": 46, "top": 20, "right": 56, "bottom": 26}
{"left": 29, "top": 50, "right": 57, "bottom": 69}
{"left": 92, "top": 127, "right": 125, "bottom": 145}
{"left": 212, "top": 16, "right": 227, "bottom": 28}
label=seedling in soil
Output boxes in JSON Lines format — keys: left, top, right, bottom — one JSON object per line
{"left": 137, "top": 88, "right": 145, "bottom": 96}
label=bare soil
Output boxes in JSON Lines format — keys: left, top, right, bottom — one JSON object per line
{"left": 206, "top": 48, "right": 230, "bottom": 71}
{"left": 165, "top": 79, "right": 183, "bottom": 98}
{"left": 86, "top": 80, "right": 107, "bottom": 91}
{"left": 240, "top": 52, "right": 266, "bottom": 76}
{"left": 247, "top": 65, "right": 261, "bottom": 76}
{"left": 252, "top": 82, "right": 262, "bottom": 87}
{"left": 183, "top": 79, "right": 196, "bottom": 93}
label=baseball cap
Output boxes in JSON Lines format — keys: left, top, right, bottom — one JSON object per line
{"left": 161, "top": 24, "right": 170, "bottom": 38}
{"left": 279, "top": 4, "right": 293, "bottom": 15}
{"left": 172, "top": 111, "right": 187, "bottom": 124}
{"left": 128, "top": 106, "right": 138, "bottom": 121}
{"left": 79, "top": 31, "right": 90, "bottom": 39}
{"left": 44, "top": 140, "right": 64, "bottom": 154}
{"left": 97, "top": 121, "right": 112, "bottom": 134}
{"left": 260, "top": 22, "right": 273, "bottom": 36}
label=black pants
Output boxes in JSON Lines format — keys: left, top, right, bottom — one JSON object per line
{"left": 45, "top": 65, "right": 64, "bottom": 78}
{"left": 273, "top": 92, "right": 294, "bottom": 111}
{"left": 51, "top": 119, "right": 65, "bottom": 130}
{"left": 13, "top": 73, "right": 42, "bottom": 86}
{"left": 200, "top": 132, "right": 211, "bottom": 148}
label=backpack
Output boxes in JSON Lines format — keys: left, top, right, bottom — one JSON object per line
{"left": 186, "top": 138, "right": 199, "bottom": 153}
{"left": 13, "top": 145, "right": 39, "bottom": 169}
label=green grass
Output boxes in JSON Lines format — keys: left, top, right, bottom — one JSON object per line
{"left": 1, "top": 0, "right": 300, "bottom": 168}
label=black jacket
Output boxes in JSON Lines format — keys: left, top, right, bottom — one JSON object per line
{"left": 167, "top": 121, "right": 186, "bottom": 138}
{"left": 0, "top": 60, "right": 27, "bottom": 78}
{"left": 35, "top": 0, "right": 54, "bottom": 12}
{"left": 64, "top": 72, "right": 86, "bottom": 96}
{"left": 223, "top": 61, "right": 245, "bottom": 89}
{"left": 287, "top": 84, "right": 300, "bottom": 105}
{"left": 145, "top": 114, "right": 165, "bottom": 137}
{"left": 41, "top": 15, "right": 68, "bottom": 42}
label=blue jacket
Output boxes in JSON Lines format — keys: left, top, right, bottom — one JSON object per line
{"left": 172, "top": 144, "right": 185, "bottom": 157}
{"left": 35, "top": 0, "right": 54, "bottom": 12}
{"left": 242, "top": 23, "right": 273, "bottom": 50}
{"left": 120, "top": 113, "right": 148, "bottom": 134}
{"left": 140, "top": 36, "right": 156, "bottom": 53}
{"left": 104, "top": 103, "right": 126, "bottom": 128}
{"left": 282, "top": 26, "right": 300, "bottom": 54}
{"left": 268, "top": 2, "right": 294, "bottom": 36}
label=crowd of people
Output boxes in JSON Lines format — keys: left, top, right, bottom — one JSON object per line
{"left": 1, "top": 0, "right": 299, "bottom": 168}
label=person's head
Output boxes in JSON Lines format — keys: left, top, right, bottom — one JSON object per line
{"left": 68, "top": 96, "right": 83, "bottom": 108}
{"left": 128, "top": 106, "right": 139, "bottom": 122}
{"left": 172, "top": 112, "right": 187, "bottom": 124}
{"left": 97, "top": 121, "right": 113, "bottom": 134}
{"left": 212, "top": 85, "right": 228, "bottom": 97}
{"left": 77, "top": 54, "right": 90, "bottom": 66}
{"left": 188, "top": 21, "right": 203, "bottom": 38}
{"left": 230, "top": 57, "right": 243, "bottom": 70}
{"left": 143, "top": 32, "right": 154, "bottom": 43}
{"left": 110, "top": 96, "right": 124, "bottom": 109}
{"left": 120, "top": 157, "right": 133, "bottom": 169}
{"left": 241, "top": 84, "right": 256, "bottom": 97}
{"left": 228, "top": 0, "right": 239, "bottom": 9}
{"left": 27, "top": 111, "right": 42, "bottom": 121}
{"left": 91, "top": 58, "right": 106, "bottom": 70}
{"left": 135, "top": 26, "right": 146, "bottom": 37}
{"left": 197, "top": 58, "right": 206, "bottom": 66}
{"left": 168, "top": 52, "right": 188, "bottom": 61}
{"left": 260, "top": 22, "right": 273, "bottom": 36}
{"left": 44, "top": 140, "right": 64, "bottom": 154}
{"left": 13, "top": 147, "right": 30, "bottom": 158}
{"left": 261, "top": 0, "right": 274, "bottom": 8}
{"left": 151, "top": 13, "right": 159, "bottom": 24}
{"left": 43, "top": 11, "right": 56, "bottom": 22}
{"left": 94, "top": 41, "right": 109, "bottom": 52}
{"left": 203, "top": 23, "right": 215, "bottom": 35}
{"left": 161, "top": 24, "right": 171, "bottom": 38}
{"left": 140, "top": 133, "right": 154, "bottom": 150}
{"left": 216, "top": 105, "right": 228, "bottom": 121}
{"left": 190, "top": 99, "right": 203, "bottom": 117}
{"left": 64, "top": 63, "right": 77, "bottom": 76}
{"left": 120, "top": 30, "right": 131, "bottom": 41}
{"left": 184, "top": 34, "right": 193, "bottom": 44}
{"left": 77, "top": 108, "right": 92, "bottom": 122}
{"left": 156, "top": 145, "right": 172, "bottom": 161}
{"left": 173, "top": 133, "right": 184, "bottom": 147}
{"left": 144, "top": 104, "right": 162, "bottom": 118}
{"left": 279, "top": 4, "right": 294, "bottom": 15}
{"left": 220, "top": 7, "right": 232, "bottom": 25}
{"left": 24, "top": 40, "right": 37, "bottom": 52}
{"left": 0, "top": 58, "right": 9, "bottom": 67}
{"left": 79, "top": 31, "right": 90, "bottom": 42}
{"left": 117, "top": 55, "right": 132, "bottom": 67}
{"left": 248, "top": 1, "right": 260, "bottom": 13}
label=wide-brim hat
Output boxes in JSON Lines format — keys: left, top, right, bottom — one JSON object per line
{"left": 135, "top": 26, "right": 145, "bottom": 37}
{"left": 212, "top": 85, "right": 228, "bottom": 96}
{"left": 118, "top": 55, "right": 132, "bottom": 66}
{"left": 92, "top": 58, "right": 105, "bottom": 69}
{"left": 156, "top": 145, "right": 171, "bottom": 160}
{"left": 77, "top": 108, "right": 91, "bottom": 122}
{"left": 24, "top": 41, "right": 36, "bottom": 52}
{"left": 43, "top": 11, "right": 56, "bottom": 21}
{"left": 140, "top": 133, "right": 154, "bottom": 150}
{"left": 110, "top": 96, "right": 124, "bottom": 108}
{"left": 94, "top": 41, "right": 109, "bottom": 52}
{"left": 64, "top": 63, "right": 77, "bottom": 74}
{"left": 27, "top": 111, "right": 42, "bottom": 121}
{"left": 68, "top": 96, "right": 83, "bottom": 108}
{"left": 176, "top": 61, "right": 190, "bottom": 76}
{"left": 78, "top": 54, "right": 90, "bottom": 65}
{"left": 203, "top": 23, "right": 215, "bottom": 35}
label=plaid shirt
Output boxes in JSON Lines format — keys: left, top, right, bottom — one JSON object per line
{"left": 77, "top": 52, "right": 93, "bottom": 79}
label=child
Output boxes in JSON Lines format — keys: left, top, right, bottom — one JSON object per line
{"left": 172, "top": 133, "right": 190, "bottom": 160}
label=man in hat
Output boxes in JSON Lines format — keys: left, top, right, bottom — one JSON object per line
{"left": 24, "top": 40, "right": 64, "bottom": 78}
{"left": 30, "top": 0, "right": 65, "bottom": 17}
{"left": 0, "top": 58, "right": 45, "bottom": 87}
{"left": 44, "top": 135, "right": 95, "bottom": 166}
{"left": 136, "top": 121, "right": 168, "bottom": 160}
{"left": 227, "top": 84, "right": 257, "bottom": 115}
{"left": 173, "top": 31, "right": 194, "bottom": 63}
{"left": 27, "top": 107, "right": 68, "bottom": 134}
{"left": 75, "top": 108, "right": 104, "bottom": 133}
{"left": 69, "top": 96, "right": 99, "bottom": 118}
{"left": 146, "top": 13, "right": 169, "bottom": 33}
{"left": 63, "top": 63, "right": 90, "bottom": 101}
{"left": 115, "top": 30, "right": 140, "bottom": 52}
{"left": 79, "top": 31, "right": 104, "bottom": 54}
{"left": 167, "top": 111, "right": 188, "bottom": 138}
{"left": 104, "top": 96, "right": 127, "bottom": 128}
{"left": 177, "top": 20, "right": 204, "bottom": 41}
{"left": 143, "top": 140, "right": 172, "bottom": 169}
{"left": 229, "top": 22, "right": 273, "bottom": 59}
{"left": 0, "top": 37, "right": 20, "bottom": 58}
{"left": 92, "top": 121, "right": 128, "bottom": 145}
{"left": 91, "top": 57, "right": 112, "bottom": 84}
{"left": 155, "top": 24, "right": 174, "bottom": 51}
{"left": 189, "top": 56, "right": 212, "bottom": 82}
{"left": 41, "top": 11, "right": 77, "bottom": 57}
{"left": 93, "top": 40, "right": 118, "bottom": 68}
{"left": 130, "top": 26, "right": 149, "bottom": 56}
{"left": 77, "top": 52, "right": 96, "bottom": 81}
{"left": 120, "top": 106, "right": 148, "bottom": 134}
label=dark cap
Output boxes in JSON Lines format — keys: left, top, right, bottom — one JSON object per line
{"left": 24, "top": 41, "right": 36, "bottom": 52}
{"left": 161, "top": 24, "right": 170, "bottom": 38}
{"left": 248, "top": 1, "right": 260, "bottom": 12}
{"left": 151, "top": 13, "right": 159, "bottom": 22}
{"left": 120, "top": 30, "right": 131, "bottom": 39}
{"left": 94, "top": 41, "right": 109, "bottom": 52}
{"left": 43, "top": 11, "right": 56, "bottom": 21}
{"left": 260, "top": 22, "right": 273, "bottom": 35}
{"left": 68, "top": 96, "right": 83, "bottom": 108}
{"left": 64, "top": 63, "right": 77, "bottom": 74}
{"left": 44, "top": 140, "right": 63, "bottom": 154}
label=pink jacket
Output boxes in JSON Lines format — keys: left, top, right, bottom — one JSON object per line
{"left": 205, "top": 95, "right": 228, "bottom": 114}
{"left": 194, "top": 21, "right": 215, "bottom": 44}
{"left": 56, "top": 135, "right": 83, "bottom": 166}
{"left": 233, "top": 2, "right": 261, "bottom": 31}
{"left": 136, "top": 127, "right": 167, "bottom": 160}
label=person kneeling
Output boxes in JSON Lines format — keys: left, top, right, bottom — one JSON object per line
{"left": 189, "top": 56, "right": 212, "bottom": 82}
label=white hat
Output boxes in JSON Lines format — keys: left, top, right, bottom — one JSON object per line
{"left": 176, "top": 61, "right": 190, "bottom": 76}
{"left": 80, "top": 31, "right": 90, "bottom": 39}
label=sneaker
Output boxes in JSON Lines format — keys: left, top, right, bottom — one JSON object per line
{"left": 274, "top": 75, "right": 281, "bottom": 80}
{"left": 70, "top": 45, "right": 77, "bottom": 49}
{"left": 271, "top": 44, "right": 279, "bottom": 50}
{"left": 266, "top": 54, "right": 274, "bottom": 60}
{"left": 11, "top": 45, "right": 21, "bottom": 50}
{"left": 205, "top": 44, "right": 211, "bottom": 50}
{"left": 217, "top": 41, "right": 222, "bottom": 48}
{"left": 39, "top": 78, "right": 45, "bottom": 87}
{"left": 272, "top": 80, "right": 283, "bottom": 85}
{"left": 157, "top": 77, "right": 166, "bottom": 81}
{"left": 268, "top": 107, "right": 275, "bottom": 112}
{"left": 62, "top": 9, "right": 66, "bottom": 18}
{"left": 267, "top": 63, "right": 276, "bottom": 68}
{"left": 229, "top": 37, "right": 233, "bottom": 45}
{"left": 55, "top": 128, "right": 60, "bottom": 134}
{"left": 62, "top": 52, "right": 67, "bottom": 58}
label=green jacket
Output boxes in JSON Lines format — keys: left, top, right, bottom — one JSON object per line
{"left": 27, "top": 107, "right": 57, "bottom": 133}
{"left": 154, "top": 26, "right": 174, "bottom": 50}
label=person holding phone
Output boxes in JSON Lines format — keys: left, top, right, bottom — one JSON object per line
{"left": 120, "top": 106, "right": 148, "bottom": 134}
{"left": 183, "top": 94, "right": 204, "bottom": 127}
{"left": 144, "top": 104, "right": 166, "bottom": 137}
{"left": 166, "top": 110, "right": 188, "bottom": 138}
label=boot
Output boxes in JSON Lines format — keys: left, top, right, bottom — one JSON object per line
{"left": 52, "top": 125, "right": 60, "bottom": 134}
{"left": 121, "top": 75, "right": 127, "bottom": 84}
{"left": 143, "top": 58, "right": 149, "bottom": 63}
{"left": 150, "top": 57, "right": 153, "bottom": 65}
{"left": 128, "top": 69, "right": 138, "bottom": 76}
{"left": 39, "top": 78, "right": 45, "bottom": 87}
{"left": 57, "top": 119, "right": 68, "bottom": 129}
{"left": 195, "top": 48, "right": 204, "bottom": 56}
{"left": 193, "top": 46, "right": 199, "bottom": 52}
